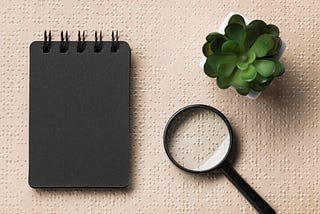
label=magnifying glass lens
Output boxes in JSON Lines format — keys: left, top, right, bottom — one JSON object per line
{"left": 166, "top": 107, "right": 231, "bottom": 172}
{"left": 164, "top": 105, "right": 275, "bottom": 213}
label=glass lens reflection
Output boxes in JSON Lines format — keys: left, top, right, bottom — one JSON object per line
{"left": 166, "top": 108, "right": 231, "bottom": 171}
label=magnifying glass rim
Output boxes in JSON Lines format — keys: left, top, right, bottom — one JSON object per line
{"left": 163, "top": 104, "right": 234, "bottom": 173}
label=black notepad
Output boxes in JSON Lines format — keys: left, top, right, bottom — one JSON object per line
{"left": 29, "top": 31, "right": 130, "bottom": 188}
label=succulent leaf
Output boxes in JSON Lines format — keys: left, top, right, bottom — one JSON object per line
{"left": 210, "top": 36, "right": 227, "bottom": 53}
{"left": 260, "top": 75, "right": 274, "bottom": 87}
{"left": 254, "top": 73, "right": 270, "bottom": 84}
{"left": 207, "top": 53, "right": 237, "bottom": 71}
{"left": 204, "top": 61, "right": 217, "bottom": 77}
{"left": 236, "top": 62, "right": 249, "bottom": 70}
{"left": 218, "top": 62, "right": 236, "bottom": 77}
{"left": 236, "top": 87, "right": 251, "bottom": 95}
{"left": 216, "top": 76, "right": 233, "bottom": 89}
{"left": 244, "top": 20, "right": 267, "bottom": 49}
{"left": 250, "top": 37, "right": 269, "bottom": 57}
{"left": 241, "top": 65, "right": 257, "bottom": 82}
{"left": 232, "top": 70, "right": 249, "bottom": 89}
{"left": 247, "top": 20, "right": 267, "bottom": 33}
{"left": 247, "top": 51, "right": 256, "bottom": 63}
{"left": 203, "top": 14, "right": 284, "bottom": 96}
{"left": 272, "top": 60, "right": 285, "bottom": 77}
{"left": 251, "top": 34, "right": 278, "bottom": 57}
{"left": 221, "top": 41, "right": 239, "bottom": 53}
{"left": 202, "top": 42, "right": 213, "bottom": 57}
{"left": 258, "top": 34, "right": 275, "bottom": 50}
{"left": 265, "top": 24, "right": 280, "bottom": 37}
{"left": 206, "top": 32, "right": 224, "bottom": 42}
{"left": 249, "top": 81, "right": 265, "bottom": 92}
{"left": 254, "top": 60, "right": 275, "bottom": 77}
{"left": 244, "top": 28, "right": 260, "bottom": 50}
{"left": 268, "top": 37, "right": 282, "bottom": 56}
{"left": 225, "top": 23, "right": 245, "bottom": 44}
{"left": 228, "top": 14, "right": 246, "bottom": 27}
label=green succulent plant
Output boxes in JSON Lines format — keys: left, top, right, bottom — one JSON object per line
{"left": 203, "top": 14, "right": 284, "bottom": 95}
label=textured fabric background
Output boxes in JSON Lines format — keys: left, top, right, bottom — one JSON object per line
{"left": 1, "top": 0, "right": 319, "bottom": 213}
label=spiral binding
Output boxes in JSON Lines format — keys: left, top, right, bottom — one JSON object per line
{"left": 111, "top": 30, "right": 119, "bottom": 53}
{"left": 77, "top": 31, "right": 85, "bottom": 53}
{"left": 43, "top": 30, "right": 51, "bottom": 53}
{"left": 43, "top": 30, "right": 120, "bottom": 53}
{"left": 60, "top": 31, "right": 69, "bottom": 53}
{"left": 94, "top": 31, "right": 103, "bottom": 53}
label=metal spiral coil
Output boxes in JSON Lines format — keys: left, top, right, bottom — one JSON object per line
{"left": 43, "top": 30, "right": 119, "bottom": 53}
{"left": 77, "top": 31, "right": 86, "bottom": 53}
{"left": 111, "top": 30, "right": 119, "bottom": 53}
{"left": 43, "top": 30, "right": 51, "bottom": 53}
{"left": 94, "top": 31, "right": 103, "bottom": 53}
{"left": 60, "top": 31, "right": 69, "bottom": 53}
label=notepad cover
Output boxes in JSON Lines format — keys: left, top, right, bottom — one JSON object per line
{"left": 29, "top": 41, "right": 130, "bottom": 188}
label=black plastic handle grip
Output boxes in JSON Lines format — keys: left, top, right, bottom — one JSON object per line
{"left": 221, "top": 163, "right": 275, "bottom": 214}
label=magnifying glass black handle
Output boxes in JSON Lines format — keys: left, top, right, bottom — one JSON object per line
{"left": 221, "top": 163, "right": 275, "bottom": 214}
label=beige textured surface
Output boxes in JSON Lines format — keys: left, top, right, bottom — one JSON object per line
{"left": 1, "top": 0, "right": 320, "bottom": 213}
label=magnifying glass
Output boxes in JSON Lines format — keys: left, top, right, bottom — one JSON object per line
{"left": 163, "top": 104, "right": 275, "bottom": 214}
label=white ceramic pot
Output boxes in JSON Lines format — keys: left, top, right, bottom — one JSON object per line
{"left": 200, "top": 12, "right": 286, "bottom": 99}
